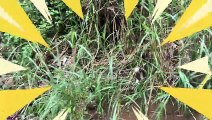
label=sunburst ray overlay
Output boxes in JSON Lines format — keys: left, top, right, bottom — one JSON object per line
{"left": 29, "top": 0, "right": 52, "bottom": 23}
{"left": 0, "top": 58, "right": 51, "bottom": 119}
{"left": 0, "top": 0, "right": 211, "bottom": 119}
{"left": 161, "top": 55, "right": 212, "bottom": 119}
{"left": 53, "top": 109, "right": 69, "bottom": 120}
{"left": 62, "top": 0, "right": 84, "bottom": 19}
{"left": 124, "top": 0, "right": 139, "bottom": 19}
{"left": 160, "top": 87, "right": 212, "bottom": 119}
{"left": 0, "top": 58, "right": 26, "bottom": 75}
{"left": 179, "top": 56, "right": 211, "bottom": 75}
{"left": 132, "top": 107, "right": 149, "bottom": 120}
{"left": 162, "top": 0, "right": 212, "bottom": 45}
{"left": 152, "top": 0, "right": 172, "bottom": 23}
{"left": 0, "top": 0, "right": 49, "bottom": 47}
{"left": 0, "top": 87, "right": 51, "bottom": 120}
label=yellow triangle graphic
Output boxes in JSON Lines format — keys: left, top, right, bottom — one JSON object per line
{"left": 124, "top": 0, "right": 139, "bottom": 20}
{"left": 162, "top": 0, "right": 212, "bottom": 45}
{"left": 0, "top": 0, "right": 49, "bottom": 47}
{"left": 179, "top": 56, "right": 211, "bottom": 75}
{"left": 62, "top": 0, "right": 84, "bottom": 19}
{"left": 0, "top": 58, "right": 26, "bottom": 75}
{"left": 30, "top": 0, "right": 52, "bottom": 23}
{"left": 152, "top": 0, "right": 172, "bottom": 23}
{"left": 160, "top": 87, "right": 212, "bottom": 119}
{"left": 0, "top": 87, "right": 51, "bottom": 120}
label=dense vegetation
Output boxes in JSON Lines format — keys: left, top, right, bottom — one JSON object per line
{"left": 0, "top": 0, "right": 211, "bottom": 119}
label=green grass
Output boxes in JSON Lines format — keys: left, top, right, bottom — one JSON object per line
{"left": 0, "top": 0, "right": 211, "bottom": 120}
